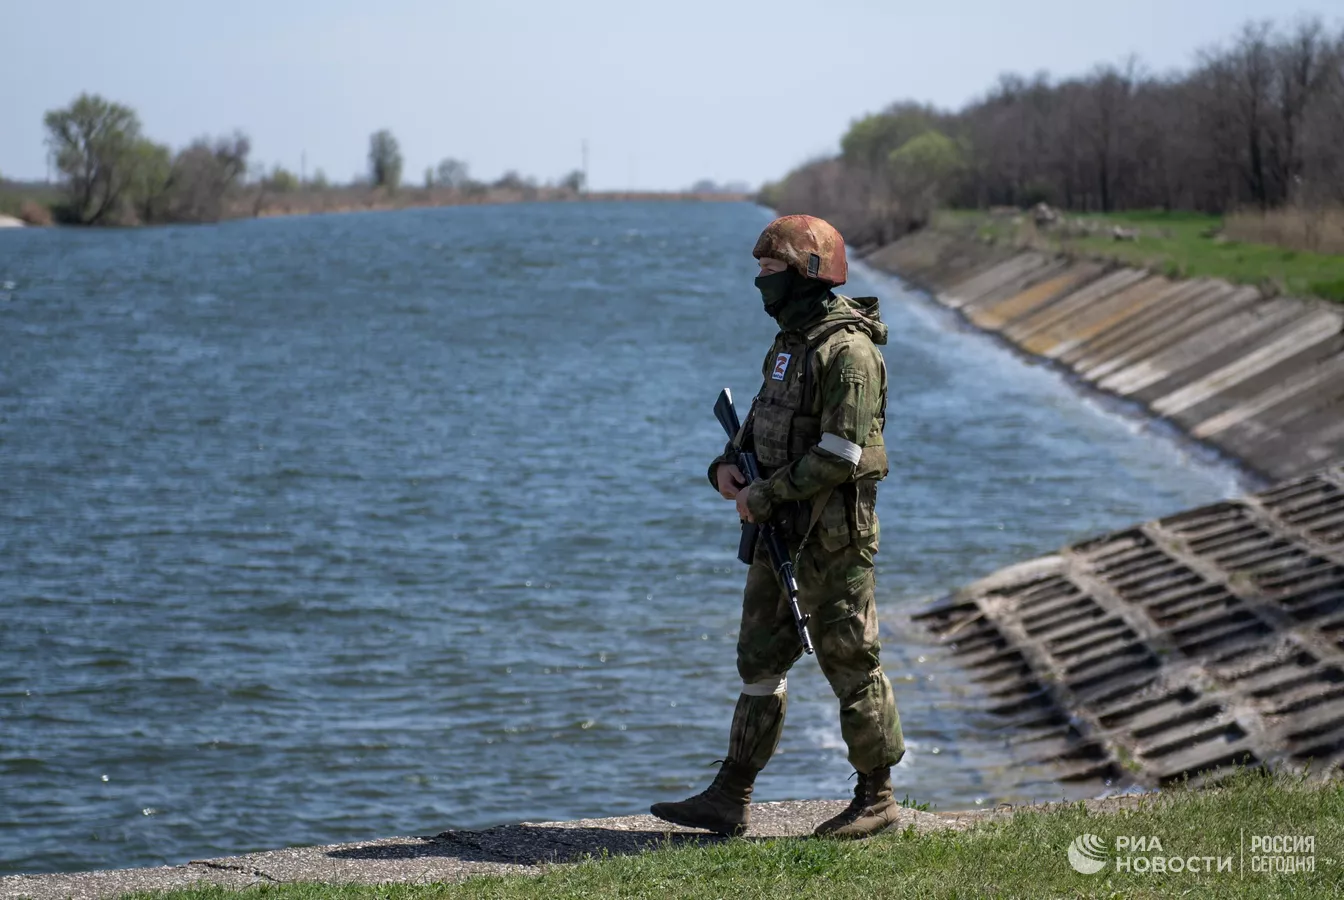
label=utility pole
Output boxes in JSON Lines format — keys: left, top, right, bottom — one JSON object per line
{"left": 581, "top": 139, "right": 588, "bottom": 196}
{"left": 301, "top": 151, "right": 307, "bottom": 186}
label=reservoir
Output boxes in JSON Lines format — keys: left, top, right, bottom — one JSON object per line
{"left": 0, "top": 201, "right": 1244, "bottom": 873}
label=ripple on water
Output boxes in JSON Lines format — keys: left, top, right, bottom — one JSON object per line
{"left": 0, "top": 203, "right": 1247, "bottom": 875}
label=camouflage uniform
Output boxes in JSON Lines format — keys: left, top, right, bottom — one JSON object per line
{"left": 713, "top": 295, "right": 904, "bottom": 776}
{"left": 651, "top": 215, "right": 905, "bottom": 840}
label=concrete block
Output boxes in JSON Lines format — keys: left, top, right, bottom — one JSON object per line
{"left": 941, "top": 253, "right": 1054, "bottom": 309}
{"left": 1097, "top": 298, "right": 1300, "bottom": 398}
{"left": 917, "top": 465, "right": 1344, "bottom": 787}
{"left": 1172, "top": 333, "right": 1344, "bottom": 431}
{"left": 1053, "top": 279, "right": 1202, "bottom": 366}
{"left": 1001, "top": 269, "right": 1149, "bottom": 344}
{"left": 1248, "top": 408, "right": 1344, "bottom": 481}
{"left": 1208, "top": 378, "right": 1344, "bottom": 477}
{"left": 1026, "top": 276, "right": 1173, "bottom": 359}
{"left": 1069, "top": 286, "right": 1257, "bottom": 384}
{"left": 1062, "top": 280, "right": 1219, "bottom": 370}
{"left": 1151, "top": 310, "right": 1344, "bottom": 417}
{"left": 1124, "top": 300, "right": 1314, "bottom": 405}
{"left": 966, "top": 263, "right": 1106, "bottom": 331}
{"left": 955, "top": 258, "right": 1076, "bottom": 321}
{"left": 923, "top": 245, "right": 1011, "bottom": 290}
{"left": 1191, "top": 350, "right": 1344, "bottom": 440}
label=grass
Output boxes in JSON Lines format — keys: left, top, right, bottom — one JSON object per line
{"left": 933, "top": 208, "right": 1344, "bottom": 304}
{"left": 127, "top": 771, "right": 1344, "bottom": 899}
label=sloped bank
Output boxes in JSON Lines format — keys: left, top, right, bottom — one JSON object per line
{"left": 916, "top": 464, "right": 1344, "bottom": 787}
{"left": 864, "top": 231, "right": 1344, "bottom": 482}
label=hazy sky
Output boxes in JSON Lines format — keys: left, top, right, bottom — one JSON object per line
{"left": 1, "top": 0, "right": 1335, "bottom": 190}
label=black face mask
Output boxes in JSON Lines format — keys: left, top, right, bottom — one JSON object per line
{"left": 754, "top": 270, "right": 795, "bottom": 317}
{"left": 756, "top": 268, "right": 833, "bottom": 330}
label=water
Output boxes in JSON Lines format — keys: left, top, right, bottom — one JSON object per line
{"left": 0, "top": 202, "right": 1245, "bottom": 875}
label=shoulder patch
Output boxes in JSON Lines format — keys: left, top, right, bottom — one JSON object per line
{"left": 839, "top": 368, "right": 867, "bottom": 386}
{"left": 771, "top": 352, "right": 792, "bottom": 381}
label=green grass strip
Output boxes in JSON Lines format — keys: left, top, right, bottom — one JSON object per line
{"left": 128, "top": 771, "right": 1343, "bottom": 900}
{"left": 933, "top": 209, "right": 1344, "bottom": 304}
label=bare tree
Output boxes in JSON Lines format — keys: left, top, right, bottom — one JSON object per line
{"left": 167, "top": 133, "right": 251, "bottom": 222}
{"left": 1267, "top": 18, "right": 1338, "bottom": 203}
{"left": 435, "top": 158, "right": 469, "bottom": 189}
{"left": 766, "top": 15, "right": 1344, "bottom": 240}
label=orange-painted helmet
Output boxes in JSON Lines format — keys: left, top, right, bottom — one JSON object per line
{"left": 752, "top": 215, "right": 847, "bottom": 285}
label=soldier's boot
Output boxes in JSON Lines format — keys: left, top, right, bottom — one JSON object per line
{"left": 649, "top": 759, "right": 757, "bottom": 836}
{"left": 813, "top": 766, "right": 898, "bottom": 839}
{"left": 650, "top": 686, "right": 786, "bottom": 836}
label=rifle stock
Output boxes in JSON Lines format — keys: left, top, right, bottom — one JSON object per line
{"left": 736, "top": 523, "right": 757, "bottom": 567}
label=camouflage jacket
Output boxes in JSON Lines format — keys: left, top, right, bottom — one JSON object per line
{"left": 710, "top": 295, "right": 889, "bottom": 550}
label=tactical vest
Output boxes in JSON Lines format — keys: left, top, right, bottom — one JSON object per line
{"left": 742, "top": 303, "right": 888, "bottom": 551}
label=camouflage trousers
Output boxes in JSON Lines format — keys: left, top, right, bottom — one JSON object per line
{"left": 727, "top": 534, "right": 904, "bottom": 775}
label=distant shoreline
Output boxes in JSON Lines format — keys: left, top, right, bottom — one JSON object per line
{"left": 249, "top": 188, "right": 751, "bottom": 222}
{"left": 0, "top": 184, "right": 752, "bottom": 230}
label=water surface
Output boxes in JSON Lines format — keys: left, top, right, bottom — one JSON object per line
{"left": 0, "top": 202, "right": 1243, "bottom": 874}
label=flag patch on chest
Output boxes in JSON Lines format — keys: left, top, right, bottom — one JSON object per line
{"left": 771, "top": 352, "right": 792, "bottom": 381}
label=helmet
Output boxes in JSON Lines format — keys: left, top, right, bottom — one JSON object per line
{"left": 752, "top": 215, "right": 847, "bottom": 285}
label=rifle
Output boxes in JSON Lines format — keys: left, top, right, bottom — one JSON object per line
{"left": 713, "top": 388, "right": 814, "bottom": 655}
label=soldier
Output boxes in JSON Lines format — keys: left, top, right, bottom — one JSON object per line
{"left": 651, "top": 214, "right": 905, "bottom": 840}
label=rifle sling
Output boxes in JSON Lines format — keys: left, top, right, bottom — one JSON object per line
{"left": 797, "top": 485, "right": 835, "bottom": 555}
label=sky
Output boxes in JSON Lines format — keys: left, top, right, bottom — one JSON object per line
{"left": 1, "top": 0, "right": 1337, "bottom": 191}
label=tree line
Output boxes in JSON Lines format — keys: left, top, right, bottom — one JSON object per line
{"left": 42, "top": 95, "right": 252, "bottom": 225}
{"left": 38, "top": 95, "right": 587, "bottom": 226}
{"left": 763, "top": 17, "right": 1344, "bottom": 248}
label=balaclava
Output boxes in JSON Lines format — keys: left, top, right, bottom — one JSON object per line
{"left": 754, "top": 269, "right": 835, "bottom": 332}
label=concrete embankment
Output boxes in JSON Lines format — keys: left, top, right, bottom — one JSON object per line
{"left": 873, "top": 232, "right": 1344, "bottom": 789}
{"left": 865, "top": 232, "right": 1344, "bottom": 481}
{"left": 916, "top": 464, "right": 1344, "bottom": 787}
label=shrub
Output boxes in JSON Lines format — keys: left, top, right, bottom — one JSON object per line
{"left": 1309, "top": 279, "right": 1344, "bottom": 303}
{"left": 19, "top": 200, "right": 53, "bottom": 226}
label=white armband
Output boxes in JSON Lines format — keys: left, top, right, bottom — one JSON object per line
{"left": 817, "top": 432, "right": 862, "bottom": 465}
